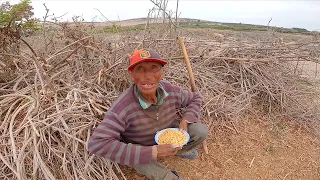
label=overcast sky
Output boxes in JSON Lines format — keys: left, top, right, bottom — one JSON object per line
{"left": 5, "top": 0, "right": 320, "bottom": 31}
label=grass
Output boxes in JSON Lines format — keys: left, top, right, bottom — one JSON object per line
{"left": 180, "top": 21, "right": 313, "bottom": 35}
{"left": 103, "top": 24, "right": 146, "bottom": 33}
{"left": 87, "top": 24, "right": 148, "bottom": 34}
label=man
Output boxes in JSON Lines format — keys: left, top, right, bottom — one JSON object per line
{"left": 88, "top": 49, "right": 208, "bottom": 180}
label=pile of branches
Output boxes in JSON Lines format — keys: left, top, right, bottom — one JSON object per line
{"left": 0, "top": 26, "right": 21, "bottom": 83}
{"left": 0, "top": 19, "right": 320, "bottom": 179}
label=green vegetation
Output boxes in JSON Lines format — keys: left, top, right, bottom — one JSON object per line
{"left": 180, "top": 21, "right": 312, "bottom": 34}
{"left": 87, "top": 24, "right": 149, "bottom": 34}
{"left": 103, "top": 24, "right": 146, "bottom": 33}
{"left": 0, "top": 0, "right": 39, "bottom": 32}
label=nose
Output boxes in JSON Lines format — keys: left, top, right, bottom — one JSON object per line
{"left": 144, "top": 71, "right": 153, "bottom": 80}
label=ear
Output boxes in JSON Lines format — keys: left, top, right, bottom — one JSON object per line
{"left": 128, "top": 71, "right": 135, "bottom": 82}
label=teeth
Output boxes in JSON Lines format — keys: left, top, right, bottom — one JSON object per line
{"left": 141, "top": 84, "right": 154, "bottom": 88}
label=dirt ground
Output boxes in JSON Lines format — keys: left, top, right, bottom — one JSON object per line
{"left": 120, "top": 117, "right": 320, "bottom": 180}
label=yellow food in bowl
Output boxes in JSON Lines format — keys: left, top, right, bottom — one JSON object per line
{"left": 158, "top": 129, "right": 188, "bottom": 147}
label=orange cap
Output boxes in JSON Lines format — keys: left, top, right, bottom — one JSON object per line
{"left": 128, "top": 49, "right": 167, "bottom": 71}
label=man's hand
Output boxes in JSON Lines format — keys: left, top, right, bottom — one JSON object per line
{"left": 156, "top": 144, "right": 181, "bottom": 158}
{"left": 179, "top": 119, "right": 188, "bottom": 132}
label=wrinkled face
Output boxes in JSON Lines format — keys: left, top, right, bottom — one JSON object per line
{"left": 129, "top": 61, "right": 164, "bottom": 95}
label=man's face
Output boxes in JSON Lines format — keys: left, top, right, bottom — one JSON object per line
{"left": 129, "top": 61, "right": 164, "bottom": 95}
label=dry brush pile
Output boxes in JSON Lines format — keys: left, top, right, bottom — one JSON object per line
{"left": 1, "top": 21, "right": 320, "bottom": 179}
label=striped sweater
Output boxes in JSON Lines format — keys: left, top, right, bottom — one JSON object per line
{"left": 87, "top": 80, "right": 202, "bottom": 165}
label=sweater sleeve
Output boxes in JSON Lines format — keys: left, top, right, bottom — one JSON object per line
{"left": 87, "top": 111, "right": 153, "bottom": 166}
{"left": 179, "top": 89, "right": 203, "bottom": 123}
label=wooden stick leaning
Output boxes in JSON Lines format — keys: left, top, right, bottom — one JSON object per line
{"left": 177, "top": 36, "right": 209, "bottom": 155}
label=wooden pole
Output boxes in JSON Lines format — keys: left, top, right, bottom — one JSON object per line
{"left": 178, "top": 36, "right": 209, "bottom": 155}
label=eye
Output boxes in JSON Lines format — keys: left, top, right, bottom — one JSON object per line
{"left": 136, "top": 66, "right": 144, "bottom": 72}
{"left": 151, "top": 65, "right": 160, "bottom": 71}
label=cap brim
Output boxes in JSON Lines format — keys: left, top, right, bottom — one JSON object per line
{"left": 128, "top": 58, "right": 168, "bottom": 71}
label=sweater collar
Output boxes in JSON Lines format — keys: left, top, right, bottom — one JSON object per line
{"left": 134, "top": 83, "right": 168, "bottom": 109}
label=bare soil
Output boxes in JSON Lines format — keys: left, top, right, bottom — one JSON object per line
{"left": 121, "top": 117, "right": 320, "bottom": 180}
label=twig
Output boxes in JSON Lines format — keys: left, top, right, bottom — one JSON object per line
{"left": 20, "top": 38, "right": 37, "bottom": 57}
{"left": 47, "top": 36, "right": 92, "bottom": 62}
{"left": 93, "top": 8, "right": 110, "bottom": 22}
{"left": 0, "top": 152, "right": 19, "bottom": 178}
{"left": 175, "top": 0, "right": 179, "bottom": 28}
{"left": 249, "top": 157, "right": 255, "bottom": 168}
{"left": 42, "top": 3, "right": 50, "bottom": 54}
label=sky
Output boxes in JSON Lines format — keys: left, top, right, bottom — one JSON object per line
{"left": 4, "top": 0, "right": 320, "bottom": 31}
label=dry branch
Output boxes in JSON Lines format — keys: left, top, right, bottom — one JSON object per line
{"left": 0, "top": 14, "right": 320, "bottom": 180}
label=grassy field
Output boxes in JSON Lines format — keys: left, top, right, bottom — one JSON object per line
{"left": 179, "top": 20, "right": 313, "bottom": 34}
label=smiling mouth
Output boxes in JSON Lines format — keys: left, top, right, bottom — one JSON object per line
{"left": 141, "top": 83, "right": 155, "bottom": 89}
